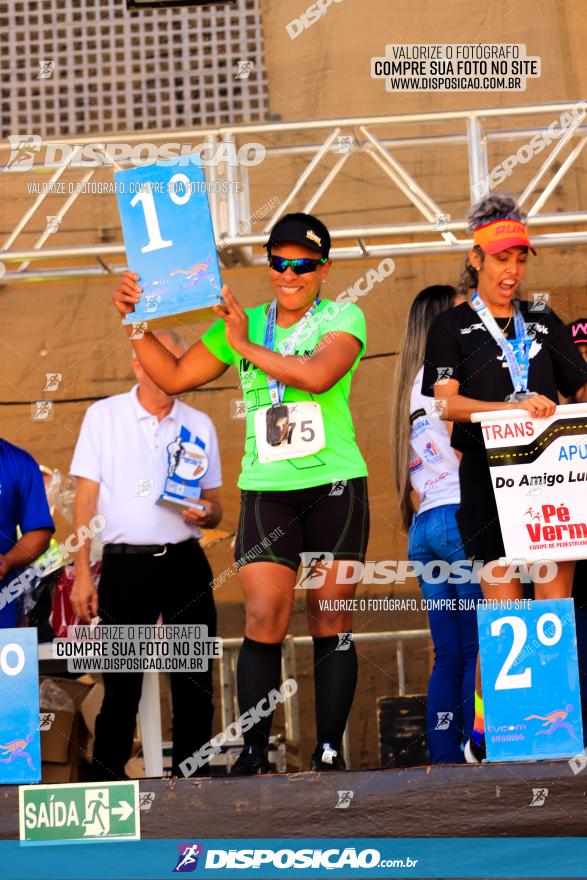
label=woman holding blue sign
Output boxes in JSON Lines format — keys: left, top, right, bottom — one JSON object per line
{"left": 422, "top": 193, "right": 587, "bottom": 762}
{"left": 113, "top": 213, "right": 370, "bottom": 775}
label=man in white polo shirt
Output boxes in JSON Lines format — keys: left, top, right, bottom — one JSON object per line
{"left": 70, "top": 329, "right": 222, "bottom": 780}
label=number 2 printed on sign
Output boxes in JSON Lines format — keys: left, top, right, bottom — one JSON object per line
{"left": 491, "top": 613, "right": 563, "bottom": 690}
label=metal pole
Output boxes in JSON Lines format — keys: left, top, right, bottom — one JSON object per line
{"left": 342, "top": 726, "right": 351, "bottom": 770}
{"left": 527, "top": 137, "right": 587, "bottom": 217}
{"left": 18, "top": 170, "right": 95, "bottom": 272}
{"left": 281, "top": 636, "right": 300, "bottom": 749}
{"left": 302, "top": 151, "right": 350, "bottom": 214}
{"left": 0, "top": 103, "right": 578, "bottom": 152}
{"left": 396, "top": 642, "right": 406, "bottom": 697}
{"left": 519, "top": 113, "right": 586, "bottom": 207}
{"left": 237, "top": 161, "right": 253, "bottom": 263}
{"left": 5, "top": 125, "right": 586, "bottom": 174}
{"left": 221, "top": 134, "right": 241, "bottom": 240}
{"left": 3, "top": 211, "right": 585, "bottom": 264}
{"left": 261, "top": 127, "right": 342, "bottom": 231}
{"left": 5, "top": 229, "right": 587, "bottom": 281}
{"left": 466, "top": 116, "right": 489, "bottom": 205}
{"left": 1, "top": 145, "right": 82, "bottom": 251}
{"left": 360, "top": 126, "right": 457, "bottom": 245}
{"left": 219, "top": 649, "right": 233, "bottom": 731}
{"left": 204, "top": 136, "right": 221, "bottom": 239}
{"left": 230, "top": 647, "right": 239, "bottom": 722}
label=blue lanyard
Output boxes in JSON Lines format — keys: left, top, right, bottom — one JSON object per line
{"left": 263, "top": 297, "right": 320, "bottom": 405}
{"left": 470, "top": 291, "right": 533, "bottom": 394}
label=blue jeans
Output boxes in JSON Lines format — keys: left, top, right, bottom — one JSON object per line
{"left": 408, "top": 504, "right": 482, "bottom": 763}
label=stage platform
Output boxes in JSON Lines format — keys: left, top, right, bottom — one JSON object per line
{"left": 1, "top": 760, "right": 585, "bottom": 840}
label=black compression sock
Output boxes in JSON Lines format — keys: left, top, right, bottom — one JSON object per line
{"left": 237, "top": 636, "right": 282, "bottom": 748}
{"left": 313, "top": 634, "right": 358, "bottom": 749}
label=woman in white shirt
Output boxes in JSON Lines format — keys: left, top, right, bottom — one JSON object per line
{"left": 392, "top": 285, "right": 482, "bottom": 762}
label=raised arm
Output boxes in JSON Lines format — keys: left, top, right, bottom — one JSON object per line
{"left": 214, "top": 286, "right": 361, "bottom": 394}
{"left": 113, "top": 270, "right": 230, "bottom": 395}
{"left": 0, "top": 529, "right": 53, "bottom": 582}
{"left": 71, "top": 476, "right": 100, "bottom": 623}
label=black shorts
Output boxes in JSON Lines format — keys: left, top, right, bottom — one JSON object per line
{"left": 234, "top": 477, "right": 370, "bottom": 572}
{"left": 456, "top": 451, "right": 505, "bottom": 563}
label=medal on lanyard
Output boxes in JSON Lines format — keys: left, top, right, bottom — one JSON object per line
{"left": 263, "top": 297, "right": 320, "bottom": 446}
{"left": 505, "top": 337, "right": 536, "bottom": 402}
{"left": 266, "top": 405, "right": 290, "bottom": 446}
{"left": 470, "top": 291, "right": 536, "bottom": 402}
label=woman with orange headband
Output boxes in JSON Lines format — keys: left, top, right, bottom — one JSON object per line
{"left": 422, "top": 193, "right": 587, "bottom": 762}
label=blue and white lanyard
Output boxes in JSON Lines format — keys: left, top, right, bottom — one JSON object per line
{"left": 471, "top": 291, "right": 533, "bottom": 394}
{"left": 263, "top": 297, "right": 320, "bottom": 406}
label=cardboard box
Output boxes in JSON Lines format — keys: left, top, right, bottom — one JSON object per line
{"left": 79, "top": 678, "right": 105, "bottom": 762}
{"left": 41, "top": 757, "right": 93, "bottom": 784}
{"left": 39, "top": 676, "right": 102, "bottom": 767}
{"left": 41, "top": 761, "right": 77, "bottom": 784}
{"left": 39, "top": 677, "right": 93, "bottom": 763}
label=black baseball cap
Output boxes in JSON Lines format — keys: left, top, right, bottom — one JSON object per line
{"left": 264, "top": 212, "right": 331, "bottom": 259}
{"left": 569, "top": 318, "right": 587, "bottom": 345}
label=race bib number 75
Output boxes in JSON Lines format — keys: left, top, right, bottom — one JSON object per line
{"left": 255, "top": 401, "right": 325, "bottom": 463}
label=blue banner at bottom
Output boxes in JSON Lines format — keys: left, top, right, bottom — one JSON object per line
{"left": 4, "top": 838, "right": 587, "bottom": 878}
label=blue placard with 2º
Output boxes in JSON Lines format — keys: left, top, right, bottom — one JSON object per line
{"left": 115, "top": 159, "right": 222, "bottom": 327}
{"left": 478, "top": 598, "right": 583, "bottom": 762}
{"left": 0, "top": 629, "right": 41, "bottom": 784}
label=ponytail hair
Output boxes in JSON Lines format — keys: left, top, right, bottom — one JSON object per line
{"left": 392, "top": 285, "right": 457, "bottom": 531}
{"left": 459, "top": 192, "right": 527, "bottom": 296}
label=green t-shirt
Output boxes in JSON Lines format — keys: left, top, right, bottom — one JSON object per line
{"left": 201, "top": 299, "right": 368, "bottom": 491}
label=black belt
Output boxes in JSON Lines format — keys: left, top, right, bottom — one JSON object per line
{"left": 103, "top": 538, "right": 197, "bottom": 557}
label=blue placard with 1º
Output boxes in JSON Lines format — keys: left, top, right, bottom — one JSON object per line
{"left": 114, "top": 159, "right": 222, "bottom": 328}
{"left": 478, "top": 598, "right": 583, "bottom": 761}
{"left": 0, "top": 628, "right": 41, "bottom": 784}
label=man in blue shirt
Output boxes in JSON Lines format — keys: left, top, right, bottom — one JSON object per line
{"left": 0, "top": 438, "right": 55, "bottom": 628}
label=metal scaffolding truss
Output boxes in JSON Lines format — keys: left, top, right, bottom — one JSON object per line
{"left": 1, "top": 101, "right": 586, "bottom": 282}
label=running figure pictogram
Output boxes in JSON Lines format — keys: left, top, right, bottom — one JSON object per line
{"left": 0, "top": 734, "right": 35, "bottom": 770}
{"left": 524, "top": 704, "right": 578, "bottom": 739}
{"left": 169, "top": 262, "right": 209, "bottom": 285}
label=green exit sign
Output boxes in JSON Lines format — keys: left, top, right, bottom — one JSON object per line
{"left": 19, "top": 781, "right": 140, "bottom": 844}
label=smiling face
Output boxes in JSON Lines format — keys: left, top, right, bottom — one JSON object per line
{"left": 472, "top": 245, "right": 528, "bottom": 309}
{"left": 269, "top": 242, "right": 331, "bottom": 316}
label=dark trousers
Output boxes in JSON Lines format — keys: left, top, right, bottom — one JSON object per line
{"left": 92, "top": 539, "right": 216, "bottom": 779}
